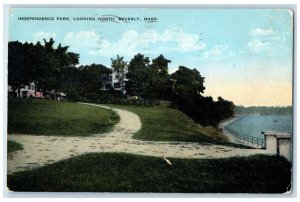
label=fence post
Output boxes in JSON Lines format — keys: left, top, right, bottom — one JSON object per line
{"left": 225, "top": 127, "right": 265, "bottom": 148}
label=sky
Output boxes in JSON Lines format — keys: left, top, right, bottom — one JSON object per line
{"left": 8, "top": 8, "right": 293, "bottom": 106}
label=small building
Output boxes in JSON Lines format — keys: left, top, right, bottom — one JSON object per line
{"left": 262, "top": 130, "right": 292, "bottom": 161}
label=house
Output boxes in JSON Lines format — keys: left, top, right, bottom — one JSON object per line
{"left": 101, "top": 70, "right": 128, "bottom": 94}
{"left": 8, "top": 82, "right": 45, "bottom": 98}
{"left": 8, "top": 82, "right": 66, "bottom": 100}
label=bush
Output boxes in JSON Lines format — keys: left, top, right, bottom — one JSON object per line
{"left": 173, "top": 95, "right": 234, "bottom": 127}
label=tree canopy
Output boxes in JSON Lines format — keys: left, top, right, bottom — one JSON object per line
{"left": 77, "top": 64, "right": 111, "bottom": 101}
{"left": 147, "top": 54, "right": 171, "bottom": 99}
{"left": 111, "top": 55, "right": 127, "bottom": 92}
{"left": 168, "top": 66, "right": 233, "bottom": 126}
{"left": 8, "top": 39, "right": 235, "bottom": 127}
{"left": 170, "top": 66, "right": 205, "bottom": 97}
{"left": 8, "top": 39, "right": 79, "bottom": 98}
{"left": 125, "top": 53, "right": 150, "bottom": 97}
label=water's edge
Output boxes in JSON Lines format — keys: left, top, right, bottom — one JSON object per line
{"left": 219, "top": 115, "right": 292, "bottom": 149}
{"left": 218, "top": 116, "right": 243, "bottom": 146}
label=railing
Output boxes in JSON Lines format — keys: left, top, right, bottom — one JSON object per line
{"left": 223, "top": 126, "right": 265, "bottom": 148}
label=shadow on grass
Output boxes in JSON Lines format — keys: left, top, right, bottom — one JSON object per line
{"left": 8, "top": 153, "right": 291, "bottom": 193}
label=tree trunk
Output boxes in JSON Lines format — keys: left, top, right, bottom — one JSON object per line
{"left": 53, "top": 90, "right": 57, "bottom": 100}
{"left": 17, "top": 88, "right": 21, "bottom": 98}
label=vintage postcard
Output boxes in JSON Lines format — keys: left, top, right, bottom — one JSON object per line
{"left": 6, "top": 7, "right": 293, "bottom": 193}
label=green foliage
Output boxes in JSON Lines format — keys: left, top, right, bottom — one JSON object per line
{"left": 109, "top": 104, "right": 228, "bottom": 143}
{"left": 125, "top": 53, "right": 172, "bottom": 100}
{"left": 172, "top": 95, "right": 234, "bottom": 127}
{"left": 7, "top": 141, "right": 23, "bottom": 153}
{"left": 59, "top": 66, "right": 82, "bottom": 101}
{"left": 123, "top": 54, "right": 235, "bottom": 127}
{"left": 96, "top": 91, "right": 126, "bottom": 104}
{"left": 111, "top": 55, "right": 127, "bottom": 73}
{"left": 7, "top": 153, "right": 291, "bottom": 193}
{"left": 215, "top": 96, "right": 235, "bottom": 121}
{"left": 77, "top": 64, "right": 112, "bottom": 101}
{"left": 113, "top": 53, "right": 234, "bottom": 127}
{"left": 147, "top": 54, "right": 171, "bottom": 99}
{"left": 111, "top": 55, "right": 127, "bottom": 91}
{"left": 234, "top": 106, "right": 293, "bottom": 115}
{"left": 58, "top": 64, "right": 114, "bottom": 102}
{"left": 8, "top": 39, "right": 80, "bottom": 98}
{"left": 170, "top": 66, "right": 205, "bottom": 96}
{"left": 169, "top": 67, "right": 233, "bottom": 127}
{"left": 8, "top": 39, "right": 235, "bottom": 127}
{"left": 125, "top": 53, "right": 150, "bottom": 97}
{"left": 8, "top": 41, "right": 28, "bottom": 93}
{"left": 8, "top": 99, "right": 119, "bottom": 136}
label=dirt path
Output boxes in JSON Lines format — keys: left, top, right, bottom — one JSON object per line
{"left": 7, "top": 103, "right": 270, "bottom": 174}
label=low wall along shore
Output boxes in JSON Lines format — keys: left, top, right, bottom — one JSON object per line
{"left": 219, "top": 117, "right": 292, "bottom": 161}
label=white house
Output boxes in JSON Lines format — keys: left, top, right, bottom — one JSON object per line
{"left": 8, "top": 82, "right": 45, "bottom": 98}
{"left": 101, "top": 70, "right": 128, "bottom": 93}
{"left": 8, "top": 82, "right": 66, "bottom": 100}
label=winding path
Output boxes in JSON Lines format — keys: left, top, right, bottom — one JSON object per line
{"left": 7, "top": 103, "right": 270, "bottom": 174}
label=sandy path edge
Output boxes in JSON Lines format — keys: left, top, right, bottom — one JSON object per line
{"left": 8, "top": 104, "right": 270, "bottom": 174}
{"left": 218, "top": 117, "right": 240, "bottom": 143}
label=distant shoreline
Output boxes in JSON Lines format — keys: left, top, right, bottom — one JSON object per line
{"left": 234, "top": 106, "right": 292, "bottom": 116}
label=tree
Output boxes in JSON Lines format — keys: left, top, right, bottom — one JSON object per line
{"left": 8, "top": 41, "right": 55, "bottom": 97}
{"left": 111, "top": 55, "right": 127, "bottom": 92}
{"left": 8, "top": 38, "right": 80, "bottom": 100}
{"left": 41, "top": 40, "right": 73, "bottom": 99}
{"left": 8, "top": 41, "right": 28, "bottom": 97}
{"left": 168, "top": 66, "right": 205, "bottom": 122}
{"left": 78, "top": 64, "right": 111, "bottom": 101}
{"left": 147, "top": 54, "right": 171, "bottom": 99}
{"left": 215, "top": 96, "right": 234, "bottom": 120}
{"left": 125, "top": 53, "right": 150, "bottom": 97}
{"left": 170, "top": 66, "right": 205, "bottom": 97}
{"left": 169, "top": 66, "right": 235, "bottom": 126}
{"left": 60, "top": 66, "right": 81, "bottom": 101}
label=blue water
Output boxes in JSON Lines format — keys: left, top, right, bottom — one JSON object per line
{"left": 226, "top": 115, "right": 293, "bottom": 139}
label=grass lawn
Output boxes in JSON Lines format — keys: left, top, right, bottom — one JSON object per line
{"left": 8, "top": 99, "right": 119, "bottom": 136}
{"left": 7, "top": 152, "right": 291, "bottom": 193}
{"left": 109, "top": 104, "right": 229, "bottom": 144}
{"left": 7, "top": 141, "right": 23, "bottom": 153}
